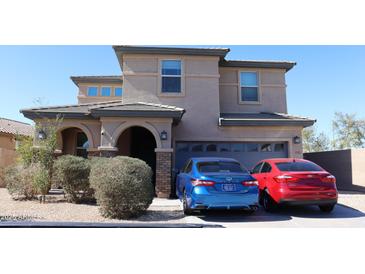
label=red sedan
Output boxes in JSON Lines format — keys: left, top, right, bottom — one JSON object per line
{"left": 251, "top": 158, "right": 338, "bottom": 213}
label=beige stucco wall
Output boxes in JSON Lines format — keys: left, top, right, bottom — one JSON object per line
{"left": 122, "top": 54, "right": 301, "bottom": 157}
{"left": 35, "top": 118, "right": 102, "bottom": 152}
{"left": 351, "top": 148, "right": 365, "bottom": 188}
{"left": 99, "top": 117, "right": 172, "bottom": 150}
{"left": 0, "top": 133, "right": 17, "bottom": 187}
{"left": 123, "top": 54, "right": 219, "bottom": 144}
{"left": 77, "top": 83, "right": 123, "bottom": 104}
{"left": 304, "top": 149, "right": 365, "bottom": 191}
{"left": 219, "top": 67, "right": 288, "bottom": 113}
{"left": 0, "top": 133, "right": 15, "bottom": 150}
{"left": 0, "top": 133, "right": 17, "bottom": 167}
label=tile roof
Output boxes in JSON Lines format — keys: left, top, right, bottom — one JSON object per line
{"left": 219, "top": 60, "right": 296, "bottom": 71}
{"left": 21, "top": 101, "right": 185, "bottom": 122}
{"left": 113, "top": 45, "right": 230, "bottom": 57}
{"left": 219, "top": 112, "right": 316, "bottom": 127}
{"left": 70, "top": 75, "right": 123, "bottom": 86}
{"left": 92, "top": 101, "right": 185, "bottom": 112}
{"left": 0, "top": 117, "right": 33, "bottom": 136}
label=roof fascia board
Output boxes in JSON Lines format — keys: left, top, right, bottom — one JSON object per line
{"left": 219, "top": 119, "right": 315, "bottom": 127}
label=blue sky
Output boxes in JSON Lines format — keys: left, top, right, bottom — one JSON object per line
{"left": 0, "top": 46, "right": 364, "bottom": 136}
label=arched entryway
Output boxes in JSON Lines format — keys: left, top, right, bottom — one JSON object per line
{"left": 59, "top": 127, "right": 89, "bottom": 158}
{"left": 116, "top": 126, "right": 157, "bottom": 186}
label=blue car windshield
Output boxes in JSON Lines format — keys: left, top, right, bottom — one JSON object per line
{"left": 197, "top": 161, "right": 246, "bottom": 173}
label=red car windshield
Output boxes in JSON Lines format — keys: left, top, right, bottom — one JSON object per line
{"left": 198, "top": 161, "right": 246, "bottom": 173}
{"left": 275, "top": 161, "right": 323, "bottom": 172}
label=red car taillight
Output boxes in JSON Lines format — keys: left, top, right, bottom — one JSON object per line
{"left": 191, "top": 179, "right": 215, "bottom": 186}
{"left": 321, "top": 175, "right": 336, "bottom": 183}
{"left": 274, "top": 175, "right": 298, "bottom": 183}
{"left": 241, "top": 180, "right": 258, "bottom": 187}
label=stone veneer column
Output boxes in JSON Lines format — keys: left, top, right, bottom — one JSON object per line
{"left": 98, "top": 147, "right": 118, "bottom": 158}
{"left": 155, "top": 148, "right": 173, "bottom": 198}
{"left": 87, "top": 149, "right": 100, "bottom": 157}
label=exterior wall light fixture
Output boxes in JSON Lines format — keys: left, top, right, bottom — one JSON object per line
{"left": 38, "top": 129, "right": 47, "bottom": 140}
{"left": 160, "top": 130, "right": 168, "bottom": 141}
{"left": 293, "top": 136, "right": 301, "bottom": 144}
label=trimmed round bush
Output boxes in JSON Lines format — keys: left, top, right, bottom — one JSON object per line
{"left": 90, "top": 156, "right": 154, "bottom": 219}
{"left": 53, "top": 155, "right": 92, "bottom": 203}
{"left": 5, "top": 164, "right": 40, "bottom": 200}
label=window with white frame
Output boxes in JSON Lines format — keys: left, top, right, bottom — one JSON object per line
{"left": 101, "top": 87, "right": 111, "bottom": 96}
{"left": 161, "top": 60, "right": 182, "bottom": 93}
{"left": 240, "top": 72, "right": 259, "bottom": 102}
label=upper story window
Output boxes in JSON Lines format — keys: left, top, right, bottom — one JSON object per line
{"left": 114, "top": 87, "right": 123, "bottom": 96}
{"left": 87, "top": 86, "right": 98, "bottom": 96}
{"left": 101, "top": 87, "right": 111, "bottom": 96}
{"left": 161, "top": 60, "right": 182, "bottom": 93}
{"left": 240, "top": 72, "right": 259, "bottom": 102}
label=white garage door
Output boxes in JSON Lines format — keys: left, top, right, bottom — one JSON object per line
{"left": 175, "top": 141, "right": 288, "bottom": 171}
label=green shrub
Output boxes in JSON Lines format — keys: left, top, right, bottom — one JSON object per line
{"left": 53, "top": 155, "right": 93, "bottom": 203}
{"left": 15, "top": 135, "right": 34, "bottom": 167}
{"left": 90, "top": 156, "right": 154, "bottom": 219}
{"left": 33, "top": 168, "right": 50, "bottom": 196}
{"left": 5, "top": 164, "right": 40, "bottom": 200}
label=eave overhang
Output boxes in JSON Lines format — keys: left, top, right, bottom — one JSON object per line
{"left": 20, "top": 102, "right": 186, "bottom": 125}
{"left": 219, "top": 113, "right": 316, "bottom": 128}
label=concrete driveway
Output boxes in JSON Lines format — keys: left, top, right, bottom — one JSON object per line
{"left": 184, "top": 203, "right": 365, "bottom": 228}
{"left": 181, "top": 192, "right": 365, "bottom": 228}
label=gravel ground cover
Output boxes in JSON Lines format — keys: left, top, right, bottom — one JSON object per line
{"left": 0, "top": 188, "right": 184, "bottom": 223}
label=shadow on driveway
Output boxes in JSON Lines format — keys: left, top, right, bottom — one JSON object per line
{"left": 134, "top": 210, "right": 185, "bottom": 222}
{"left": 283, "top": 203, "right": 365, "bottom": 219}
{"left": 196, "top": 209, "right": 292, "bottom": 223}
{"left": 195, "top": 203, "right": 365, "bottom": 224}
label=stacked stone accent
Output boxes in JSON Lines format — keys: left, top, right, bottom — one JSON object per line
{"left": 155, "top": 151, "right": 172, "bottom": 198}
{"left": 99, "top": 150, "right": 118, "bottom": 157}
{"left": 87, "top": 150, "right": 100, "bottom": 157}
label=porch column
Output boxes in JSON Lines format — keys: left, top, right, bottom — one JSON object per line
{"left": 155, "top": 148, "right": 173, "bottom": 198}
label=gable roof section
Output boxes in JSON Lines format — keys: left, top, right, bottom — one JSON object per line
{"left": 219, "top": 60, "right": 296, "bottom": 72}
{"left": 113, "top": 46, "right": 297, "bottom": 72}
{"left": 219, "top": 112, "right": 315, "bottom": 127}
{"left": 0, "top": 117, "right": 33, "bottom": 136}
{"left": 70, "top": 75, "right": 122, "bottom": 86}
{"left": 113, "top": 46, "right": 230, "bottom": 70}
{"left": 20, "top": 101, "right": 185, "bottom": 124}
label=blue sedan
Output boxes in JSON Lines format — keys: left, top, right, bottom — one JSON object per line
{"left": 176, "top": 157, "right": 259, "bottom": 215}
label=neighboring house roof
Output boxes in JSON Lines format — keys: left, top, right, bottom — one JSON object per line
{"left": 0, "top": 117, "right": 33, "bottom": 136}
{"left": 219, "top": 112, "right": 316, "bottom": 127}
{"left": 20, "top": 101, "right": 185, "bottom": 124}
{"left": 219, "top": 60, "right": 296, "bottom": 72}
{"left": 70, "top": 75, "right": 123, "bottom": 86}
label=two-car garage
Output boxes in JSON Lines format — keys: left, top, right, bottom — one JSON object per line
{"left": 175, "top": 141, "right": 289, "bottom": 171}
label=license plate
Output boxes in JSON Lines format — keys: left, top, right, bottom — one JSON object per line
{"left": 222, "top": 184, "right": 236, "bottom": 192}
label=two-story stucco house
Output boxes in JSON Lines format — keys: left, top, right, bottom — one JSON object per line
{"left": 21, "top": 46, "right": 315, "bottom": 198}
